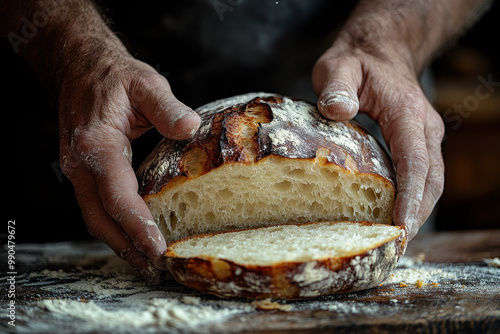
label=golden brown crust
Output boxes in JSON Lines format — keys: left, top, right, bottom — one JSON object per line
{"left": 137, "top": 93, "right": 395, "bottom": 198}
{"left": 165, "top": 222, "right": 407, "bottom": 300}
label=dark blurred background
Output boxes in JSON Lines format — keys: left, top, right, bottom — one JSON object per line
{"left": 2, "top": 0, "right": 499, "bottom": 243}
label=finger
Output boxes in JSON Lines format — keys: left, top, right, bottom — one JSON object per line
{"left": 312, "top": 55, "right": 363, "bottom": 121}
{"left": 69, "top": 129, "right": 168, "bottom": 270}
{"left": 376, "top": 95, "right": 430, "bottom": 237}
{"left": 414, "top": 104, "right": 445, "bottom": 238}
{"left": 128, "top": 74, "right": 200, "bottom": 140}
{"left": 90, "top": 135, "right": 168, "bottom": 270}
{"left": 63, "top": 155, "right": 165, "bottom": 284}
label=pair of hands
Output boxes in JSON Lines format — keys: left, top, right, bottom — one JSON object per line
{"left": 59, "top": 26, "right": 444, "bottom": 285}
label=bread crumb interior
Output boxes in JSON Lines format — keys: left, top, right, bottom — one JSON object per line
{"left": 145, "top": 155, "right": 395, "bottom": 242}
{"left": 171, "top": 222, "right": 402, "bottom": 265}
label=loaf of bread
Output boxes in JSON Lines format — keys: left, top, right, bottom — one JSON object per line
{"left": 137, "top": 93, "right": 397, "bottom": 243}
{"left": 165, "top": 221, "right": 406, "bottom": 300}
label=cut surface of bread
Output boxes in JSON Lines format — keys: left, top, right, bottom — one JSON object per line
{"left": 169, "top": 222, "right": 402, "bottom": 265}
{"left": 165, "top": 221, "right": 406, "bottom": 300}
{"left": 148, "top": 155, "right": 394, "bottom": 242}
{"left": 137, "top": 93, "right": 396, "bottom": 243}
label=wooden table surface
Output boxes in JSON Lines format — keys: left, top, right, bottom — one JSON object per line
{"left": 1, "top": 229, "right": 499, "bottom": 334}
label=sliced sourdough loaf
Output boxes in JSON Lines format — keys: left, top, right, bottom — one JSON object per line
{"left": 165, "top": 221, "right": 406, "bottom": 300}
{"left": 137, "top": 93, "right": 397, "bottom": 243}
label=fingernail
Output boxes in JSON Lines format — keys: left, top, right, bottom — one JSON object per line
{"left": 123, "top": 145, "right": 133, "bottom": 164}
{"left": 400, "top": 197, "right": 422, "bottom": 240}
{"left": 404, "top": 198, "right": 421, "bottom": 223}
{"left": 139, "top": 262, "right": 165, "bottom": 285}
{"left": 121, "top": 247, "right": 166, "bottom": 284}
{"left": 152, "top": 256, "right": 168, "bottom": 271}
{"left": 169, "top": 111, "right": 201, "bottom": 140}
{"left": 319, "top": 90, "right": 359, "bottom": 115}
{"left": 130, "top": 216, "right": 168, "bottom": 271}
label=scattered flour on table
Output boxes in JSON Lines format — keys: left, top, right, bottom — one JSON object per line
{"left": 383, "top": 267, "right": 456, "bottom": 285}
{"left": 26, "top": 254, "right": 253, "bottom": 332}
{"left": 395, "top": 254, "right": 424, "bottom": 268}
{"left": 23, "top": 253, "right": 465, "bottom": 332}
{"left": 38, "top": 296, "right": 245, "bottom": 330}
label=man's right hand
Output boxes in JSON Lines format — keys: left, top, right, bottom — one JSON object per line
{"left": 58, "top": 54, "right": 200, "bottom": 284}
{"left": 1, "top": 0, "right": 200, "bottom": 284}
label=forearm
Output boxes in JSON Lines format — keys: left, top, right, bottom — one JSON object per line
{"left": 1, "top": 0, "right": 129, "bottom": 92}
{"left": 336, "top": 0, "right": 492, "bottom": 74}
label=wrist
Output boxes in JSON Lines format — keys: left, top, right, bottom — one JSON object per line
{"left": 56, "top": 36, "right": 130, "bottom": 96}
{"left": 335, "top": 0, "right": 490, "bottom": 76}
{"left": 334, "top": 11, "right": 421, "bottom": 75}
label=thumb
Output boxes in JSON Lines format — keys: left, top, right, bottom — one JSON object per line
{"left": 312, "top": 55, "right": 362, "bottom": 121}
{"left": 130, "top": 74, "right": 200, "bottom": 140}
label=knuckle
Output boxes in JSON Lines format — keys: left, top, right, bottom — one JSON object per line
{"left": 136, "top": 71, "right": 166, "bottom": 89}
{"left": 129, "top": 72, "right": 170, "bottom": 104}
{"left": 156, "top": 96, "right": 185, "bottom": 116}
{"left": 87, "top": 223, "right": 114, "bottom": 248}
{"left": 120, "top": 225, "right": 152, "bottom": 255}
{"left": 434, "top": 175, "right": 445, "bottom": 197}
{"left": 59, "top": 146, "right": 78, "bottom": 178}
{"left": 82, "top": 206, "right": 121, "bottom": 248}
{"left": 72, "top": 135, "right": 96, "bottom": 157}
{"left": 412, "top": 149, "right": 430, "bottom": 172}
{"left": 427, "top": 175, "right": 445, "bottom": 207}
{"left": 428, "top": 160, "right": 445, "bottom": 201}
{"left": 314, "top": 54, "right": 358, "bottom": 86}
{"left": 428, "top": 110, "right": 446, "bottom": 140}
{"left": 86, "top": 222, "right": 101, "bottom": 239}
{"left": 396, "top": 148, "right": 430, "bottom": 181}
{"left": 380, "top": 100, "right": 427, "bottom": 134}
{"left": 99, "top": 195, "right": 148, "bottom": 248}
{"left": 102, "top": 195, "right": 125, "bottom": 222}
{"left": 68, "top": 128, "right": 107, "bottom": 175}
{"left": 59, "top": 141, "right": 92, "bottom": 180}
{"left": 71, "top": 128, "right": 98, "bottom": 155}
{"left": 397, "top": 93, "right": 427, "bottom": 120}
{"left": 85, "top": 216, "right": 107, "bottom": 240}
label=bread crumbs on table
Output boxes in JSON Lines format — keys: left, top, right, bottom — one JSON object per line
{"left": 415, "top": 280, "right": 425, "bottom": 288}
{"left": 252, "top": 298, "right": 292, "bottom": 312}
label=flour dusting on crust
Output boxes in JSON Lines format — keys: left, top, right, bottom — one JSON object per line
{"left": 137, "top": 92, "right": 395, "bottom": 197}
